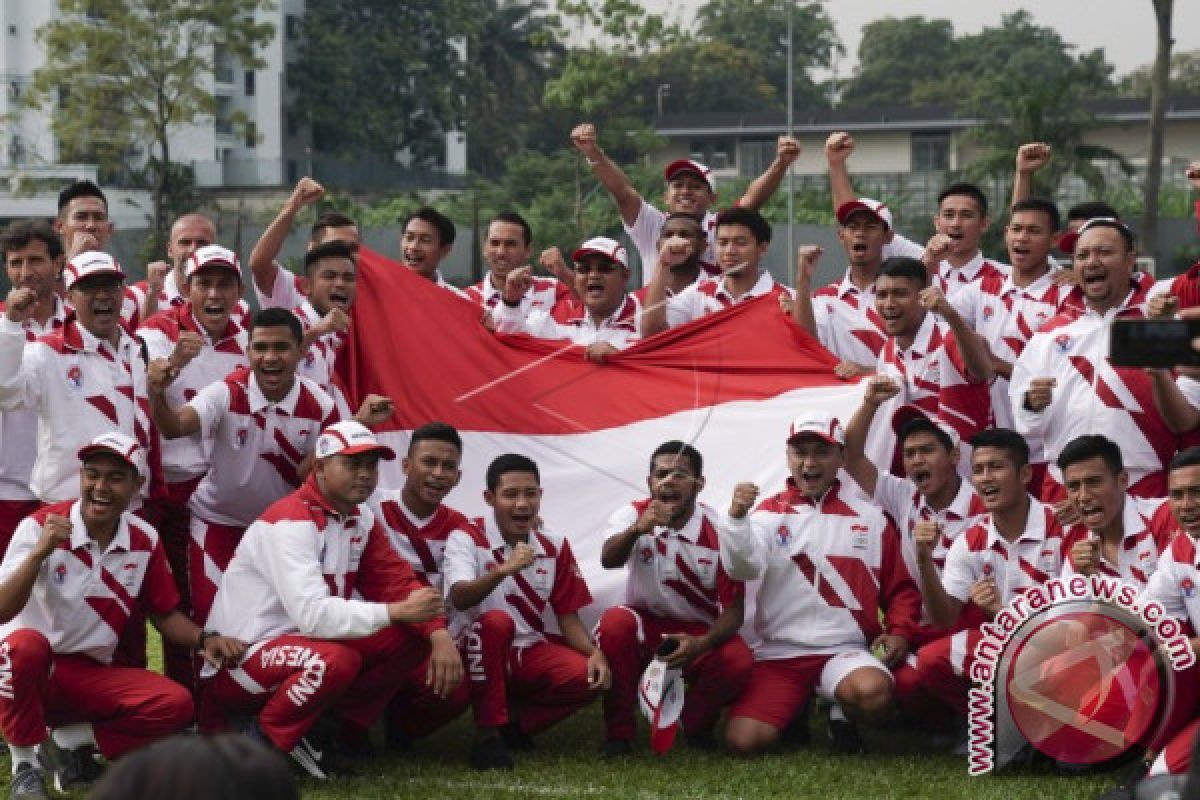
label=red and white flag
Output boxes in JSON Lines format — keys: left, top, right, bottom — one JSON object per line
{"left": 340, "top": 249, "right": 864, "bottom": 608}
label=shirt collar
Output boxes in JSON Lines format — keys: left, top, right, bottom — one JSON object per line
{"left": 781, "top": 477, "right": 843, "bottom": 511}
{"left": 899, "top": 312, "right": 940, "bottom": 358}
{"left": 984, "top": 497, "right": 1047, "bottom": 548}
{"left": 941, "top": 252, "right": 986, "bottom": 283}
{"left": 61, "top": 312, "right": 128, "bottom": 355}
{"left": 246, "top": 371, "right": 302, "bottom": 414}
{"left": 918, "top": 476, "right": 976, "bottom": 520}
{"left": 836, "top": 268, "right": 875, "bottom": 299}
{"left": 567, "top": 295, "right": 637, "bottom": 331}
{"left": 297, "top": 474, "right": 360, "bottom": 525}
{"left": 68, "top": 500, "right": 131, "bottom": 554}
{"left": 180, "top": 302, "right": 243, "bottom": 346}
{"left": 713, "top": 269, "right": 775, "bottom": 302}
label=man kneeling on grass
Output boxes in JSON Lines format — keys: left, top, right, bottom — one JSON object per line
{"left": 0, "top": 433, "right": 244, "bottom": 799}
{"left": 197, "top": 421, "right": 461, "bottom": 779}
{"left": 444, "top": 454, "right": 610, "bottom": 770}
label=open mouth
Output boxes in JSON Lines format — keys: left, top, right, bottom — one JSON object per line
{"left": 585, "top": 279, "right": 606, "bottom": 297}
{"left": 978, "top": 485, "right": 1001, "bottom": 504}
{"left": 329, "top": 290, "right": 351, "bottom": 309}
{"left": 1081, "top": 269, "right": 1106, "bottom": 290}
{"left": 86, "top": 493, "right": 115, "bottom": 512}
{"left": 404, "top": 250, "right": 424, "bottom": 267}
{"left": 509, "top": 512, "right": 534, "bottom": 528}
{"left": 1010, "top": 246, "right": 1031, "bottom": 258}
{"left": 1079, "top": 503, "right": 1105, "bottom": 525}
{"left": 909, "top": 468, "right": 932, "bottom": 487}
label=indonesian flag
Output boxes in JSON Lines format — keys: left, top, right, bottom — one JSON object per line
{"left": 340, "top": 248, "right": 864, "bottom": 609}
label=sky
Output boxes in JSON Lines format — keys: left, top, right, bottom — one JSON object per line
{"left": 637, "top": 0, "right": 1200, "bottom": 81}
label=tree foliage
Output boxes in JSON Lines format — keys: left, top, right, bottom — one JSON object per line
{"left": 27, "top": 0, "right": 274, "bottom": 248}
{"left": 838, "top": 16, "right": 956, "bottom": 108}
{"left": 1121, "top": 49, "right": 1200, "bottom": 97}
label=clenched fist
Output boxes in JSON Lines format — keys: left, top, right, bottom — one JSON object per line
{"left": 4, "top": 287, "right": 37, "bottom": 323}
{"left": 501, "top": 541, "right": 536, "bottom": 576}
{"left": 728, "top": 482, "right": 759, "bottom": 520}
{"left": 825, "top": 132, "right": 854, "bottom": 164}
{"left": 1016, "top": 143, "right": 1052, "bottom": 175}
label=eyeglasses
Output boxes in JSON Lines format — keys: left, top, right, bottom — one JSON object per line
{"left": 574, "top": 262, "right": 620, "bottom": 275}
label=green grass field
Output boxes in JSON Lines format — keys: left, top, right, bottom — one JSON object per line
{"left": 0, "top": 630, "right": 1118, "bottom": 800}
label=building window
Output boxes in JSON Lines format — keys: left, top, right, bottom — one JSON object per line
{"left": 215, "top": 96, "right": 233, "bottom": 135}
{"left": 244, "top": 70, "right": 255, "bottom": 96}
{"left": 737, "top": 140, "right": 776, "bottom": 178}
{"left": 285, "top": 14, "right": 300, "bottom": 40}
{"left": 245, "top": 122, "right": 257, "bottom": 148}
{"left": 912, "top": 132, "right": 950, "bottom": 172}
{"left": 214, "top": 45, "right": 234, "bottom": 84}
{"left": 8, "top": 25, "right": 16, "bottom": 35}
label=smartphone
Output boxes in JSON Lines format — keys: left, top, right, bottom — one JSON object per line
{"left": 1109, "top": 318, "right": 1200, "bottom": 368}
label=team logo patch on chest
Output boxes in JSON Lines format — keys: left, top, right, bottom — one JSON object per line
{"left": 1054, "top": 334, "right": 1072, "bottom": 354}
{"left": 639, "top": 546, "right": 654, "bottom": 564}
{"left": 776, "top": 525, "right": 791, "bottom": 546}
{"left": 982, "top": 306, "right": 994, "bottom": 321}
{"left": 53, "top": 564, "right": 67, "bottom": 584}
{"left": 234, "top": 428, "right": 249, "bottom": 449}
{"left": 851, "top": 524, "right": 870, "bottom": 549}
{"left": 65, "top": 365, "right": 83, "bottom": 390}
{"left": 1183, "top": 578, "right": 1196, "bottom": 598}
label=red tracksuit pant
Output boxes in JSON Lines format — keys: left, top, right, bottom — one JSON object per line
{"left": 198, "top": 625, "right": 429, "bottom": 752}
{"left": 142, "top": 477, "right": 202, "bottom": 689}
{"left": 0, "top": 629, "right": 192, "bottom": 758}
{"left": 188, "top": 517, "right": 247, "bottom": 627}
{"left": 594, "top": 605, "right": 752, "bottom": 741}
{"left": 462, "top": 610, "right": 596, "bottom": 734}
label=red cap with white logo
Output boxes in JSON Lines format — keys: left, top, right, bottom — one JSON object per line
{"left": 77, "top": 431, "right": 147, "bottom": 478}
{"left": 663, "top": 159, "right": 717, "bottom": 194}
{"left": 314, "top": 421, "right": 396, "bottom": 461}
{"left": 62, "top": 251, "right": 125, "bottom": 291}
{"left": 835, "top": 197, "right": 894, "bottom": 231}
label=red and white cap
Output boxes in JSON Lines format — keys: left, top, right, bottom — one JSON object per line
{"left": 663, "top": 159, "right": 716, "bottom": 194}
{"left": 185, "top": 244, "right": 242, "bottom": 280}
{"left": 1057, "top": 216, "right": 1131, "bottom": 255}
{"left": 639, "top": 658, "right": 685, "bottom": 754}
{"left": 787, "top": 411, "right": 845, "bottom": 446}
{"left": 571, "top": 237, "right": 628, "bottom": 269}
{"left": 62, "top": 251, "right": 125, "bottom": 291}
{"left": 835, "top": 197, "right": 893, "bottom": 231}
{"left": 77, "top": 432, "right": 147, "bottom": 478}
{"left": 891, "top": 405, "right": 961, "bottom": 450}
{"left": 314, "top": 420, "right": 396, "bottom": 461}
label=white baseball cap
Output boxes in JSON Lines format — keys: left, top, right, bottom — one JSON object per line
{"left": 571, "top": 237, "right": 628, "bottom": 269}
{"left": 185, "top": 245, "right": 242, "bottom": 281}
{"left": 77, "top": 432, "right": 147, "bottom": 478}
{"left": 638, "top": 658, "right": 685, "bottom": 754}
{"left": 62, "top": 251, "right": 125, "bottom": 291}
{"left": 891, "top": 405, "right": 961, "bottom": 450}
{"left": 314, "top": 420, "right": 396, "bottom": 461}
{"left": 836, "top": 197, "right": 894, "bottom": 231}
{"left": 787, "top": 411, "right": 846, "bottom": 446}
{"left": 664, "top": 159, "right": 717, "bottom": 194}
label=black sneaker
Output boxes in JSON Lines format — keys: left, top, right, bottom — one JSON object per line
{"left": 9, "top": 762, "right": 48, "bottom": 800}
{"left": 827, "top": 714, "right": 866, "bottom": 755}
{"left": 41, "top": 741, "right": 103, "bottom": 792}
{"left": 780, "top": 714, "right": 812, "bottom": 748}
{"left": 287, "top": 737, "right": 329, "bottom": 780}
{"left": 500, "top": 722, "right": 535, "bottom": 752}
{"left": 470, "top": 736, "right": 514, "bottom": 771}
{"left": 684, "top": 728, "right": 720, "bottom": 751}
{"left": 600, "top": 738, "right": 634, "bottom": 758}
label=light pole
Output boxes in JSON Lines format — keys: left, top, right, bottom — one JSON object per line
{"left": 786, "top": 8, "right": 794, "bottom": 264}
{"left": 657, "top": 83, "right": 671, "bottom": 117}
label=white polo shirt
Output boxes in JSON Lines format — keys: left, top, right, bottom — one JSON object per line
{"left": 604, "top": 499, "right": 742, "bottom": 625}
{"left": 442, "top": 517, "right": 592, "bottom": 647}
{"left": 1060, "top": 496, "right": 1176, "bottom": 586}
{"left": 464, "top": 275, "right": 571, "bottom": 317}
{"left": 186, "top": 370, "right": 338, "bottom": 528}
{"left": 0, "top": 298, "right": 66, "bottom": 502}
{"left": 719, "top": 480, "right": 921, "bottom": 659}
{"left": 0, "top": 314, "right": 153, "bottom": 503}
{"left": 254, "top": 264, "right": 306, "bottom": 312}
{"left": 627, "top": 201, "right": 721, "bottom": 286}
{"left": 0, "top": 500, "right": 178, "bottom": 664}
{"left": 810, "top": 269, "right": 886, "bottom": 366}
{"left": 1140, "top": 532, "right": 1200, "bottom": 635}
{"left": 941, "top": 498, "right": 1066, "bottom": 606}
{"left": 369, "top": 490, "right": 471, "bottom": 594}
{"left": 138, "top": 303, "right": 249, "bottom": 483}
{"left": 664, "top": 270, "right": 790, "bottom": 329}
{"left": 492, "top": 294, "right": 641, "bottom": 349}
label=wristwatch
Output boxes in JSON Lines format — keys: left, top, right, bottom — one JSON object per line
{"left": 196, "top": 630, "right": 220, "bottom": 651}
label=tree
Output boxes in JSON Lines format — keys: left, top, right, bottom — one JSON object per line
{"left": 27, "top": 0, "right": 274, "bottom": 250}
{"left": 838, "top": 17, "right": 956, "bottom": 108}
{"left": 465, "top": 0, "right": 565, "bottom": 179}
{"left": 1142, "top": 0, "right": 1174, "bottom": 262}
{"left": 695, "top": 0, "right": 839, "bottom": 110}
{"left": 292, "top": 1, "right": 475, "bottom": 164}
{"left": 1121, "top": 49, "right": 1200, "bottom": 97}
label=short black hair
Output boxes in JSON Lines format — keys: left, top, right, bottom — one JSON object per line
{"left": 715, "top": 206, "right": 771, "bottom": 244}
{"left": 57, "top": 180, "right": 107, "bottom": 216}
{"left": 1066, "top": 201, "right": 1119, "bottom": 223}
{"left": 898, "top": 417, "right": 954, "bottom": 453}
{"left": 486, "top": 453, "right": 539, "bottom": 492}
{"left": 487, "top": 211, "right": 532, "bottom": 246}
{"left": 250, "top": 307, "right": 304, "bottom": 345}
{"left": 937, "top": 182, "right": 988, "bottom": 217}
{"left": 650, "top": 441, "right": 703, "bottom": 477}
{"left": 303, "top": 239, "right": 357, "bottom": 275}
{"left": 310, "top": 211, "right": 357, "bottom": 243}
{"left": 1010, "top": 198, "right": 1061, "bottom": 232}
{"left": 0, "top": 219, "right": 64, "bottom": 262}
{"left": 1169, "top": 447, "right": 1200, "bottom": 472}
{"left": 877, "top": 256, "right": 928, "bottom": 287}
{"left": 404, "top": 207, "right": 456, "bottom": 247}
{"left": 1057, "top": 434, "right": 1123, "bottom": 476}
{"left": 409, "top": 421, "right": 462, "bottom": 456}
{"left": 1078, "top": 218, "right": 1136, "bottom": 252}
{"left": 969, "top": 428, "right": 1030, "bottom": 468}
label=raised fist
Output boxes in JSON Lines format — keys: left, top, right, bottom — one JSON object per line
{"left": 570, "top": 123, "right": 601, "bottom": 159}
{"left": 825, "top": 132, "right": 854, "bottom": 164}
{"left": 289, "top": 177, "right": 325, "bottom": 210}
{"left": 728, "top": 482, "right": 759, "bottom": 520}
{"left": 1016, "top": 143, "right": 1052, "bottom": 175}
{"left": 4, "top": 287, "right": 37, "bottom": 323}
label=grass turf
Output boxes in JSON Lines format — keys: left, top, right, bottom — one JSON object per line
{"left": 0, "top": 629, "right": 1118, "bottom": 800}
